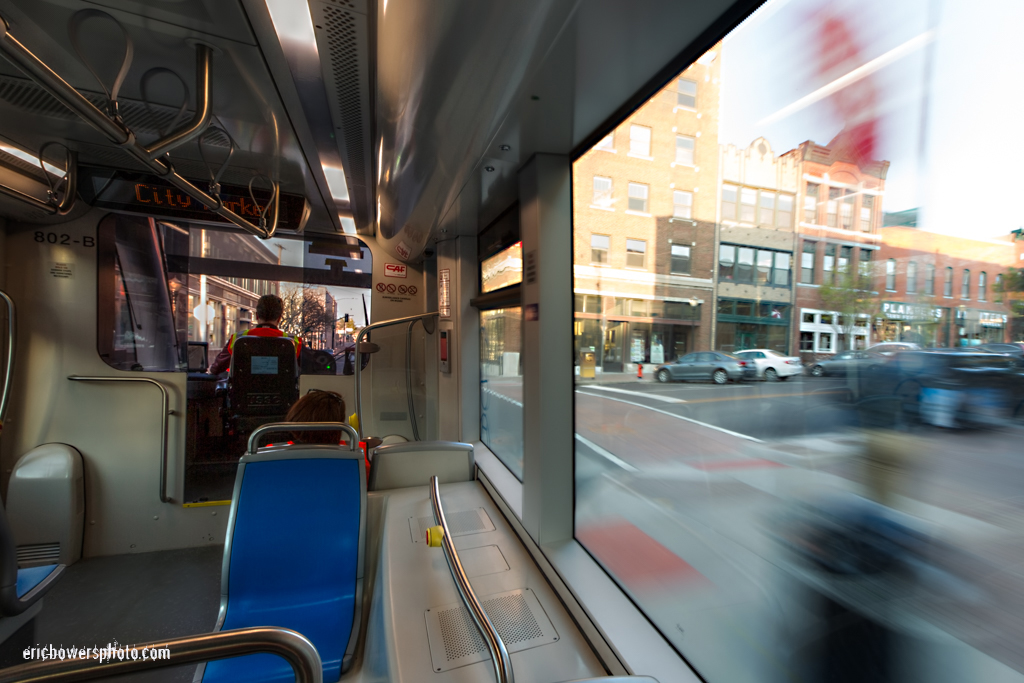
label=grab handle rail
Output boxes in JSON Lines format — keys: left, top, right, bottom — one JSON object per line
{"left": 430, "top": 475, "right": 514, "bottom": 683}
{"left": 67, "top": 376, "right": 174, "bottom": 503}
{"left": 355, "top": 312, "right": 438, "bottom": 436}
{"left": 247, "top": 421, "right": 360, "bottom": 456}
{"left": 0, "top": 626, "right": 322, "bottom": 683}
{"left": 0, "top": 18, "right": 280, "bottom": 239}
{"left": 0, "top": 290, "right": 14, "bottom": 430}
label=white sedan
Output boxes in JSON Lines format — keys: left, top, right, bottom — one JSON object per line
{"left": 734, "top": 349, "right": 803, "bottom": 381}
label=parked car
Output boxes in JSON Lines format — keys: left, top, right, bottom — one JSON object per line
{"left": 655, "top": 351, "right": 756, "bottom": 385}
{"left": 807, "top": 351, "right": 885, "bottom": 377}
{"left": 735, "top": 349, "right": 802, "bottom": 381}
{"left": 866, "top": 342, "right": 921, "bottom": 356}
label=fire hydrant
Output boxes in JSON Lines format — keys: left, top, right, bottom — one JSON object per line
{"left": 637, "top": 363, "right": 643, "bottom": 380}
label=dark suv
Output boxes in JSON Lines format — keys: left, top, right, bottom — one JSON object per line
{"left": 868, "top": 350, "right": 1024, "bottom": 428}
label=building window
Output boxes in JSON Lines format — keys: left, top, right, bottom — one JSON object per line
{"left": 885, "top": 259, "right": 896, "bottom": 291}
{"left": 944, "top": 266, "right": 953, "bottom": 297}
{"left": 907, "top": 261, "right": 917, "bottom": 294}
{"left": 626, "top": 239, "right": 647, "bottom": 269}
{"left": 827, "top": 188, "right": 842, "bottom": 227}
{"left": 627, "top": 182, "right": 649, "bottom": 213}
{"left": 759, "top": 191, "right": 775, "bottom": 226}
{"left": 629, "top": 125, "right": 651, "bottom": 156}
{"left": 675, "top": 135, "right": 695, "bottom": 165}
{"left": 592, "top": 176, "right": 612, "bottom": 208}
{"left": 861, "top": 195, "right": 874, "bottom": 231}
{"left": 979, "top": 271, "right": 987, "bottom": 301}
{"left": 823, "top": 244, "right": 835, "bottom": 283}
{"left": 670, "top": 244, "right": 691, "bottom": 275}
{"left": 800, "top": 331, "right": 814, "bottom": 351}
{"left": 756, "top": 249, "right": 772, "bottom": 284}
{"left": 840, "top": 195, "right": 854, "bottom": 230}
{"left": 926, "top": 263, "right": 936, "bottom": 295}
{"left": 719, "top": 244, "right": 792, "bottom": 287}
{"left": 677, "top": 77, "right": 697, "bottom": 108}
{"left": 805, "top": 183, "right": 819, "bottom": 223}
{"left": 839, "top": 246, "right": 852, "bottom": 274}
{"left": 740, "top": 187, "right": 757, "bottom": 223}
{"left": 859, "top": 248, "right": 872, "bottom": 276}
{"left": 673, "top": 190, "right": 692, "bottom": 218}
{"left": 777, "top": 194, "right": 794, "bottom": 228}
{"left": 596, "top": 132, "right": 614, "bottom": 151}
{"left": 722, "top": 184, "right": 737, "bottom": 220}
{"left": 719, "top": 244, "right": 735, "bottom": 280}
{"left": 801, "top": 241, "right": 816, "bottom": 284}
{"left": 774, "top": 252, "right": 791, "bottom": 286}
{"left": 961, "top": 268, "right": 970, "bottom": 299}
{"left": 590, "top": 234, "right": 609, "bottom": 264}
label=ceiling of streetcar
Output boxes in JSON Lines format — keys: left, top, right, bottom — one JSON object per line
{"left": 0, "top": 0, "right": 752, "bottom": 257}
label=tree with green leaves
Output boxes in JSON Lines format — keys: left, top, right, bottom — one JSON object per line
{"left": 818, "top": 269, "right": 880, "bottom": 352}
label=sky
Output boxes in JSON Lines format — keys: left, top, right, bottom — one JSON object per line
{"left": 719, "top": 0, "right": 1024, "bottom": 239}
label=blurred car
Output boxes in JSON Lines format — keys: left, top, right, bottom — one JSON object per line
{"left": 865, "top": 350, "right": 1024, "bottom": 428}
{"left": 735, "top": 349, "right": 802, "bottom": 381}
{"left": 654, "top": 351, "right": 756, "bottom": 384}
{"left": 976, "top": 343, "right": 1024, "bottom": 368}
{"left": 866, "top": 342, "right": 921, "bottom": 356}
{"left": 807, "top": 350, "right": 885, "bottom": 377}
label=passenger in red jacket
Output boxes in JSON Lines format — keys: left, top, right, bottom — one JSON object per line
{"left": 208, "top": 294, "right": 301, "bottom": 375}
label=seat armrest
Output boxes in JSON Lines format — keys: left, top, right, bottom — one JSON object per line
{"left": 0, "top": 564, "right": 65, "bottom": 616}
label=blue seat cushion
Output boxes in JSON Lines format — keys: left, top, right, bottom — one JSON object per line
{"left": 203, "top": 458, "right": 361, "bottom": 683}
{"left": 16, "top": 565, "right": 58, "bottom": 598}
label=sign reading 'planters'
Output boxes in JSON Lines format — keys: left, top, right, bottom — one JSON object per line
{"left": 881, "top": 301, "right": 944, "bottom": 321}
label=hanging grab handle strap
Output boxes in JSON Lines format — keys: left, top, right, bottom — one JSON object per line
{"left": 68, "top": 9, "right": 134, "bottom": 117}
{"left": 140, "top": 67, "right": 190, "bottom": 138}
{"left": 199, "top": 124, "right": 236, "bottom": 205}
{"left": 248, "top": 174, "right": 279, "bottom": 232}
{"left": 36, "top": 141, "right": 73, "bottom": 208}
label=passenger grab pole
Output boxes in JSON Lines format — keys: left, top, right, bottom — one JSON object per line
{"left": 428, "top": 476, "right": 514, "bottom": 683}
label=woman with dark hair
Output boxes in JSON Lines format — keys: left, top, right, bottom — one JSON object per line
{"left": 283, "top": 389, "right": 370, "bottom": 473}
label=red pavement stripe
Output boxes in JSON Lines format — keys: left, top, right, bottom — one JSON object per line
{"left": 688, "top": 458, "right": 786, "bottom": 471}
{"left": 577, "top": 520, "right": 711, "bottom": 590}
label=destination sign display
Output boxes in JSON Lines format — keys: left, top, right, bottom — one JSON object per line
{"left": 79, "top": 167, "right": 308, "bottom": 231}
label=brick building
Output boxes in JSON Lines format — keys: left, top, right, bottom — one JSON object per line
{"left": 713, "top": 137, "right": 800, "bottom": 353}
{"left": 572, "top": 45, "right": 722, "bottom": 372}
{"left": 874, "top": 227, "right": 1014, "bottom": 347}
{"left": 784, "top": 133, "right": 889, "bottom": 358}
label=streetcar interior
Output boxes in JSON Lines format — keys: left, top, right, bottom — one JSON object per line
{"left": 1, "top": 0, "right": 1023, "bottom": 682}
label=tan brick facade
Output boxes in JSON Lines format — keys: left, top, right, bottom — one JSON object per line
{"left": 572, "top": 46, "right": 721, "bottom": 370}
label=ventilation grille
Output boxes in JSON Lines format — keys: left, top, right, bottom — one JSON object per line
{"left": 17, "top": 543, "right": 61, "bottom": 567}
{"left": 321, "top": 3, "right": 366, "bottom": 185}
{"left": 412, "top": 508, "right": 495, "bottom": 542}
{"left": 425, "top": 588, "right": 558, "bottom": 672}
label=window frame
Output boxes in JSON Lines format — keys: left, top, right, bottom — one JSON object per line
{"left": 886, "top": 259, "right": 897, "bottom": 292}
{"left": 961, "top": 268, "right": 971, "bottom": 300}
{"left": 627, "top": 182, "right": 649, "bottom": 214}
{"left": 625, "top": 238, "right": 647, "bottom": 269}
{"left": 676, "top": 77, "right": 697, "bottom": 108}
{"left": 628, "top": 124, "right": 652, "bottom": 157}
{"left": 590, "top": 234, "right": 610, "bottom": 265}
{"left": 674, "top": 135, "right": 695, "bottom": 166}
{"left": 670, "top": 243, "right": 691, "bottom": 275}
{"left": 592, "top": 175, "right": 613, "bottom": 209}
{"left": 672, "top": 190, "right": 693, "bottom": 219}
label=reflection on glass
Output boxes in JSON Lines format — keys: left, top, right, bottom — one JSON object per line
{"left": 481, "top": 241, "right": 523, "bottom": 293}
{"left": 481, "top": 307, "right": 523, "bottom": 479}
{"left": 573, "top": 3, "right": 1024, "bottom": 681}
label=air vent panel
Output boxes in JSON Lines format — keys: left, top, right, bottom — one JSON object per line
{"left": 425, "top": 588, "right": 558, "bottom": 672}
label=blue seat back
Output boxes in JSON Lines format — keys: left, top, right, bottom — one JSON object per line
{"left": 202, "top": 447, "right": 365, "bottom": 683}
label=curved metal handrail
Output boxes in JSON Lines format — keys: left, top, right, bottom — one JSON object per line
{"left": 0, "top": 20, "right": 278, "bottom": 239}
{"left": 0, "top": 150, "right": 77, "bottom": 216}
{"left": 143, "top": 44, "right": 213, "bottom": 159}
{"left": 0, "top": 626, "right": 322, "bottom": 683}
{"left": 355, "top": 312, "right": 438, "bottom": 436}
{"left": 67, "top": 376, "right": 174, "bottom": 503}
{"left": 0, "top": 290, "right": 14, "bottom": 430}
{"left": 430, "top": 475, "right": 514, "bottom": 683}
{"left": 247, "top": 421, "right": 360, "bottom": 456}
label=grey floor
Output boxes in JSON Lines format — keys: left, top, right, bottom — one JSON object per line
{"left": 10, "top": 546, "right": 222, "bottom": 682}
